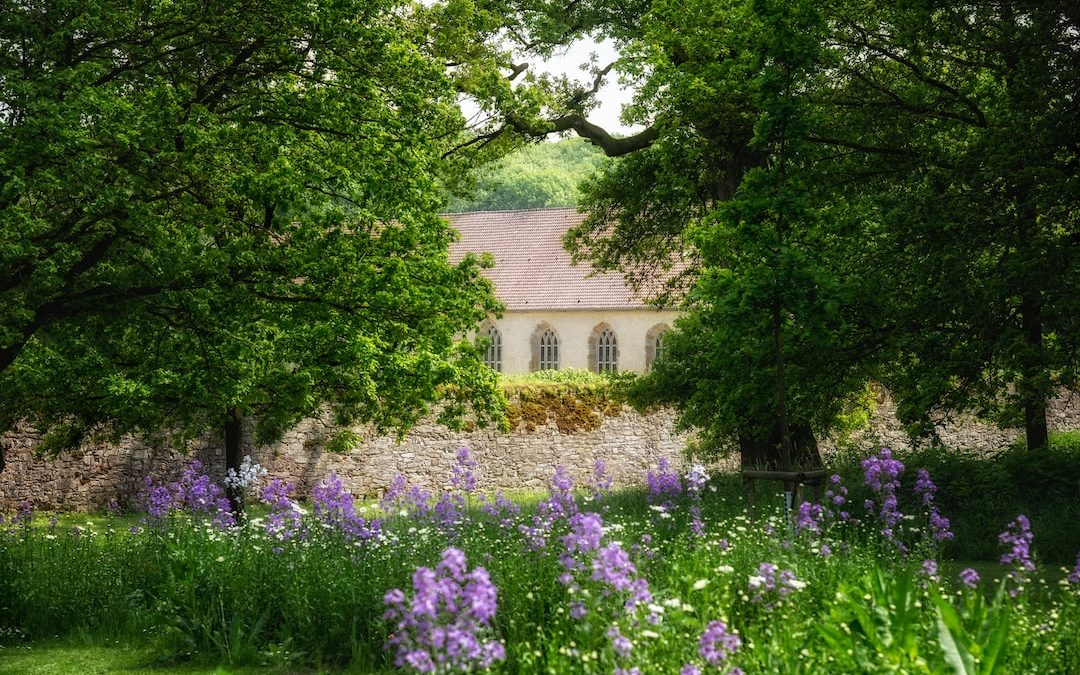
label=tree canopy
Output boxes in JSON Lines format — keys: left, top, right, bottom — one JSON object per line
{"left": 488, "top": 0, "right": 1079, "bottom": 459}
{"left": 444, "top": 139, "right": 607, "bottom": 212}
{"left": 0, "top": 0, "right": 515, "bottom": 472}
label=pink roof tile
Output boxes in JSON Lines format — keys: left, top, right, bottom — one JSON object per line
{"left": 445, "top": 208, "right": 648, "bottom": 311}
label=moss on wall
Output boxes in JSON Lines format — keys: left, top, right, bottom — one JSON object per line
{"left": 502, "top": 378, "right": 626, "bottom": 433}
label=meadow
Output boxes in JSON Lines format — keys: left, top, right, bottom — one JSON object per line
{"left": 2, "top": 440, "right": 1080, "bottom": 674}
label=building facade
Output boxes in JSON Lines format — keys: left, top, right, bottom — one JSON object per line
{"left": 447, "top": 208, "right": 680, "bottom": 374}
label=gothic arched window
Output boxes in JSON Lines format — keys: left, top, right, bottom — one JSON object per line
{"left": 538, "top": 328, "right": 559, "bottom": 370}
{"left": 482, "top": 325, "right": 502, "bottom": 372}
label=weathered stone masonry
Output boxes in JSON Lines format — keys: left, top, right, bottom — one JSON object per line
{"left": 2, "top": 391, "right": 1078, "bottom": 512}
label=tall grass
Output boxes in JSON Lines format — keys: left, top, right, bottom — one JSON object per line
{"left": 1, "top": 443, "right": 1079, "bottom": 673}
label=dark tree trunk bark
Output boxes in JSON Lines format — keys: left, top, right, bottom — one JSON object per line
{"left": 1021, "top": 292, "right": 1050, "bottom": 451}
{"left": 224, "top": 407, "right": 245, "bottom": 519}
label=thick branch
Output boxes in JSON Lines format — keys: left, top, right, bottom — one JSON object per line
{"left": 548, "top": 113, "right": 658, "bottom": 156}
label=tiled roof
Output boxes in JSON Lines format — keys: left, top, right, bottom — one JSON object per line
{"left": 445, "top": 208, "right": 648, "bottom": 311}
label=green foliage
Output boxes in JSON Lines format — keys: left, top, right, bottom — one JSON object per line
{"left": 830, "top": 434, "right": 1080, "bottom": 564}
{"left": 818, "top": 568, "right": 932, "bottom": 673}
{"left": 0, "top": 0, "right": 514, "bottom": 457}
{"left": 3, "top": 474, "right": 1080, "bottom": 673}
{"left": 934, "top": 583, "right": 1011, "bottom": 675}
{"left": 445, "top": 139, "right": 607, "bottom": 212}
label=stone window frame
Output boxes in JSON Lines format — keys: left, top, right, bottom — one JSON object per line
{"left": 478, "top": 321, "right": 502, "bottom": 372}
{"left": 645, "top": 323, "right": 670, "bottom": 372}
{"left": 588, "top": 322, "right": 619, "bottom": 373}
{"left": 530, "top": 321, "right": 560, "bottom": 371}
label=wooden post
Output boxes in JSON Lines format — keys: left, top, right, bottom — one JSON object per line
{"left": 745, "top": 476, "right": 757, "bottom": 522}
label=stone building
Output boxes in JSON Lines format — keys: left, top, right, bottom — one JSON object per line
{"left": 447, "top": 208, "right": 680, "bottom": 374}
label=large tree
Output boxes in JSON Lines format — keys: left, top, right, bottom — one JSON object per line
{"left": 0, "top": 0, "right": 512, "bottom": 479}
{"left": 492, "top": 0, "right": 1079, "bottom": 456}
{"left": 820, "top": 2, "right": 1080, "bottom": 449}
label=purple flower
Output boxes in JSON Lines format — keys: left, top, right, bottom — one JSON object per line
{"left": 1068, "top": 552, "right": 1080, "bottom": 584}
{"left": 381, "top": 475, "right": 408, "bottom": 513}
{"left": 587, "top": 459, "right": 614, "bottom": 503}
{"left": 749, "top": 562, "right": 802, "bottom": 606}
{"left": 312, "top": 472, "right": 380, "bottom": 542}
{"left": 998, "top": 515, "right": 1035, "bottom": 572}
{"left": 563, "top": 511, "right": 604, "bottom": 567}
{"left": 450, "top": 447, "right": 478, "bottom": 494}
{"left": 863, "top": 449, "right": 904, "bottom": 492}
{"left": 794, "top": 501, "right": 824, "bottom": 535}
{"left": 607, "top": 625, "right": 633, "bottom": 658}
{"left": 479, "top": 491, "right": 520, "bottom": 529}
{"left": 921, "top": 559, "right": 939, "bottom": 580}
{"left": 259, "top": 479, "right": 304, "bottom": 544}
{"left": 13, "top": 500, "right": 33, "bottom": 528}
{"left": 699, "top": 620, "right": 740, "bottom": 665}
{"left": 646, "top": 457, "right": 682, "bottom": 512}
{"left": 519, "top": 466, "right": 578, "bottom": 551}
{"left": 569, "top": 602, "right": 588, "bottom": 619}
{"left": 862, "top": 449, "right": 904, "bottom": 542}
{"left": 592, "top": 543, "right": 637, "bottom": 591}
{"left": 141, "top": 461, "right": 233, "bottom": 528}
{"left": 999, "top": 515, "right": 1035, "bottom": 595}
{"left": 929, "top": 506, "right": 954, "bottom": 543}
{"left": 959, "top": 567, "right": 980, "bottom": 589}
{"left": 913, "top": 468, "right": 936, "bottom": 505}
{"left": 383, "top": 548, "right": 505, "bottom": 673}
{"left": 681, "top": 665, "right": 701, "bottom": 675}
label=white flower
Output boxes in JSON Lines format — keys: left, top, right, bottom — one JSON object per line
{"left": 649, "top": 603, "right": 667, "bottom": 613}
{"left": 715, "top": 565, "right": 735, "bottom": 574}
{"left": 641, "top": 630, "right": 660, "bottom": 639}
{"left": 748, "top": 575, "right": 766, "bottom": 589}
{"left": 693, "top": 578, "right": 710, "bottom": 590}
{"left": 788, "top": 579, "right": 807, "bottom": 590}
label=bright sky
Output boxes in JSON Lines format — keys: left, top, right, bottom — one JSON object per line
{"left": 537, "top": 38, "right": 640, "bottom": 137}
{"left": 460, "top": 38, "right": 640, "bottom": 139}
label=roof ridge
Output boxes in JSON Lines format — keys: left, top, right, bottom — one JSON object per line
{"left": 440, "top": 206, "right": 580, "bottom": 216}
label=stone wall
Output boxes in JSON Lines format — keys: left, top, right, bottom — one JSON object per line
{"left": 2, "top": 390, "right": 1079, "bottom": 513}
{"left": 0, "top": 407, "right": 688, "bottom": 512}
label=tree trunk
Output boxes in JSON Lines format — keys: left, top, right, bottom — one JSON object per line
{"left": 1021, "top": 292, "right": 1050, "bottom": 451}
{"left": 224, "top": 407, "right": 245, "bottom": 519}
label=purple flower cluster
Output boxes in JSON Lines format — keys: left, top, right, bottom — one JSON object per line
{"left": 914, "top": 468, "right": 953, "bottom": 543}
{"left": 450, "top": 447, "right": 478, "bottom": 494}
{"left": 794, "top": 501, "right": 824, "bottom": 536}
{"left": 824, "top": 474, "right": 851, "bottom": 522}
{"left": 587, "top": 459, "right": 614, "bottom": 505}
{"left": 998, "top": 514, "right": 1035, "bottom": 595}
{"left": 748, "top": 562, "right": 802, "bottom": 607}
{"left": 312, "top": 472, "right": 380, "bottom": 542}
{"left": 862, "top": 449, "right": 904, "bottom": 540}
{"left": 519, "top": 466, "right": 578, "bottom": 550}
{"left": 380, "top": 474, "right": 434, "bottom": 520}
{"left": 920, "top": 558, "right": 939, "bottom": 582}
{"left": 383, "top": 548, "right": 505, "bottom": 673}
{"left": 998, "top": 515, "right": 1035, "bottom": 572}
{"left": 1069, "top": 552, "right": 1080, "bottom": 585}
{"left": 141, "top": 460, "right": 234, "bottom": 528}
{"left": 13, "top": 500, "right": 33, "bottom": 528}
{"left": 478, "top": 491, "right": 520, "bottom": 529}
{"left": 958, "top": 567, "right": 980, "bottom": 589}
{"left": 699, "top": 620, "right": 741, "bottom": 666}
{"left": 259, "top": 479, "right": 305, "bottom": 545}
{"left": 646, "top": 457, "right": 682, "bottom": 513}
{"left": 560, "top": 511, "right": 604, "bottom": 579}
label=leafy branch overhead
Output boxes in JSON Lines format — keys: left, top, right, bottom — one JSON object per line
{"left": 0, "top": 0, "right": 513, "bottom": 464}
